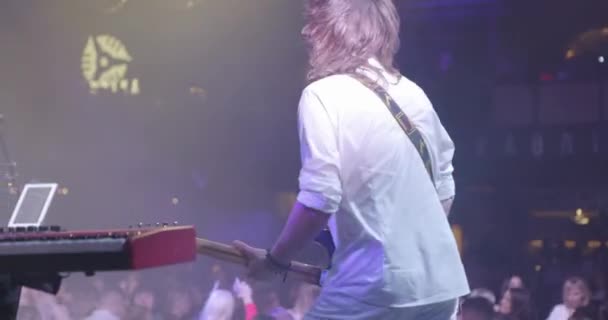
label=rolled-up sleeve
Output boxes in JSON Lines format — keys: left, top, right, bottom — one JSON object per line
{"left": 434, "top": 114, "right": 456, "bottom": 201}
{"left": 296, "top": 88, "right": 342, "bottom": 214}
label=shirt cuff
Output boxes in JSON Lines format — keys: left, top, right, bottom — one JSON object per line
{"left": 436, "top": 175, "right": 456, "bottom": 201}
{"left": 297, "top": 190, "right": 340, "bottom": 214}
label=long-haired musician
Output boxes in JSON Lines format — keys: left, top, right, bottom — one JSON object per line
{"left": 234, "top": 0, "right": 469, "bottom": 318}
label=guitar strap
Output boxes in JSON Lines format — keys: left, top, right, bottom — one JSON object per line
{"left": 359, "top": 80, "right": 435, "bottom": 184}
{"left": 314, "top": 79, "right": 437, "bottom": 273}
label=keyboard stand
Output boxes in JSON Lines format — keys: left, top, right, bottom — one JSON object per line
{"left": 0, "top": 272, "right": 62, "bottom": 320}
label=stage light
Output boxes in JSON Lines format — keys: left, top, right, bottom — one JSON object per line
{"left": 565, "top": 28, "right": 608, "bottom": 61}
{"left": 186, "top": 0, "right": 203, "bottom": 9}
{"left": 102, "top": 0, "right": 128, "bottom": 13}
{"left": 539, "top": 72, "right": 554, "bottom": 82}
{"left": 451, "top": 225, "right": 463, "bottom": 255}
{"left": 599, "top": 56, "right": 605, "bottom": 64}
{"left": 171, "top": 197, "right": 179, "bottom": 205}
{"left": 534, "top": 265, "right": 542, "bottom": 272}
{"left": 564, "top": 240, "right": 576, "bottom": 249}
{"left": 588, "top": 241, "right": 602, "bottom": 249}
{"left": 566, "top": 49, "right": 576, "bottom": 59}
{"left": 7, "top": 185, "right": 17, "bottom": 195}
{"left": 189, "top": 86, "right": 207, "bottom": 101}
{"left": 529, "top": 240, "right": 543, "bottom": 249}
{"left": 573, "top": 208, "right": 590, "bottom": 225}
{"left": 81, "top": 34, "right": 140, "bottom": 95}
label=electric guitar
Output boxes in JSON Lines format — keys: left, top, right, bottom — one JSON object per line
{"left": 195, "top": 237, "right": 329, "bottom": 286}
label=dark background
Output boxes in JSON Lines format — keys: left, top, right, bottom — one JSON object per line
{"left": 0, "top": 0, "right": 607, "bottom": 312}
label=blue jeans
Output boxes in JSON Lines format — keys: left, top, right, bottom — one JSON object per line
{"left": 303, "top": 299, "right": 458, "bottom": 320}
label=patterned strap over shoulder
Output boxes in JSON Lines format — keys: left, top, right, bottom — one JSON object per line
{"left": 360, "top": 81, "right": 435, "bottom": 185}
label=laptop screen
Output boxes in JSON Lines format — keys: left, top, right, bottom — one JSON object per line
{"left": 8, "top": 183, "right": 57, "bottom": 227}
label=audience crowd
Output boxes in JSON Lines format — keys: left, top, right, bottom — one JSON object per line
{"left": 15, "top": 262, "right": 608, "bottom": 320}
{"left": 461, "top": 273, "right": 607, "bottom": 320}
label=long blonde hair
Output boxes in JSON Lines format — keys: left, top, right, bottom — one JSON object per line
{"left": 563, "top": 277, "right": 591, "bottom": 308}
{"left": 302, "top": 0, "right": 401, "bottom": 82}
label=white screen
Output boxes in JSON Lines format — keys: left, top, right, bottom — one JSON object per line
{"left": 13, "top": 187, "right": 52, "bottom": 224}
{"left": 9, "top": 183, "right": 57, "bottom": 227}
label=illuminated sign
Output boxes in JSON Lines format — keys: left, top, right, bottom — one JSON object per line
{"left": 451, "top": 225, "right": 463, "bottom": 255}
{"left": 81, "top": 34, "right": 140, "bottom": 95}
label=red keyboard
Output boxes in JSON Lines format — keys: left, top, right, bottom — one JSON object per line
{"left": 0, "top": 225, "right": 196, "bottom": 273}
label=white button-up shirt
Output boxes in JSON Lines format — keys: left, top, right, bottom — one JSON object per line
{"left": 297, "top": 61, "right": 469, "bottom": 315}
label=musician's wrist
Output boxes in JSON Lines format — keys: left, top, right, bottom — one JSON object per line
{"left": 268, "top": 247, "right": 291, "bottom": 266}
{"left": 265, "top": 250, "right": 291, "bottom": 270}
{"left": 265, "top": 250, "right": 291, "bottom": 282}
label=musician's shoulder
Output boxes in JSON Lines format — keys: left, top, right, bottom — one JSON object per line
{"left": 399, "top": 75, "right": 430, "bottom": 99}
{"left": 304, "top": 74, "right": 359, "bottom": 96}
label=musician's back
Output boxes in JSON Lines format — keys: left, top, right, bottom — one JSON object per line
{"left": 296, "top": 61, "right": 469, "bottom": 317}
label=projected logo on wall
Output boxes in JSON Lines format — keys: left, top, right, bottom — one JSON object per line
{"left": 81, "top": 34, "right": 140, "bottom": 95}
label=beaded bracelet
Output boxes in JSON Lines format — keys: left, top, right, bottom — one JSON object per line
{"left": 265, "top": 250, "right": 291, "bottom": 282}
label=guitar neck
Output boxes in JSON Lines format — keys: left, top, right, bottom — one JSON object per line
{"left": 195, "top": 238, "right": 322, "bottom": 286}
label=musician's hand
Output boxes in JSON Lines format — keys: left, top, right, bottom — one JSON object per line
{"left": 233, "top": 240, "right": 282, "bottom": 283}
{"left": 233, "top": 278, "right": 254, "bottom": 304}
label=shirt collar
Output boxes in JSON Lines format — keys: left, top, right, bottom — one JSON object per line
{"left": 368, "top": 57, "right": 384, "bottom": 69}
{"left": 359, "top": 57, "right": 399, "bottom": 85}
